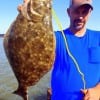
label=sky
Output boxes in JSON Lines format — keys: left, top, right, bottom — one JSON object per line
{"left": 0, "top": 0, "right": 100, "bottom": 34}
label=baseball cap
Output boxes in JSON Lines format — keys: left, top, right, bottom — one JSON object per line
{"left": 69, "top": 0, "right": 93, "bottom": 10}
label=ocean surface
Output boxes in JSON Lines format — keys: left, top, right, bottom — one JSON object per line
{"left": 0, "top": 37, "right": 51, "bottom": 100}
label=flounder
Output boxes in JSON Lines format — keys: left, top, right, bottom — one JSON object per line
{"left": 3, "top": 0, "right": 55, "bottom": 100}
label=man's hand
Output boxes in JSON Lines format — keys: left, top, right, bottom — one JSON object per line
{"left": 81, "top": 83, "right": 100, "bottom": 100}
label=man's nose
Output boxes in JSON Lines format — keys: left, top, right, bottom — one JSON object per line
{"left": 79, "top": 16, "right": 83, "bottom": 20}
{"left": 78, "top": 13, "right": 84, "bottom": 20}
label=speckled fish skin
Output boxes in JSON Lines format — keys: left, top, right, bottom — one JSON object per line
{"left": 3, "top": 0, "right": 55, "bottom": 99}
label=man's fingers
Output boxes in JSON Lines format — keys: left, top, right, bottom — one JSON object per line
{"left": 81, "top": 89, "right": 90, "bottom": 100}
{"left": 81, "top": 89, "right": 88, "bottom": 94}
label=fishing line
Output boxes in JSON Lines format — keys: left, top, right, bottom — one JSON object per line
{"left": 52, "top": 8, "right": 86, "bottom": 89}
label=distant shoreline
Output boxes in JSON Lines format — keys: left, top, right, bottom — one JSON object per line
{"left": 0, "top": 34, "right": 4, "bottom": 37}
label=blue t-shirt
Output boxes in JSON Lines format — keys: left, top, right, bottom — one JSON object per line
{"left": 51, "top": 29, "right": 100, "bottom": 100}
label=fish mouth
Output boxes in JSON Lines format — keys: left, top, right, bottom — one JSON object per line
{"left": 18, "top": 0, "right": 43, "bottom": 22}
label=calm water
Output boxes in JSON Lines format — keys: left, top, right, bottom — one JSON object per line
{"left": 0, "top": 38, "right": 7, "bottom": 62}
{"left": 0, "top": 37, "right": 51, "bottom": 100}
{"left": 0, "top": 37, "right": 18, "bottom": 99}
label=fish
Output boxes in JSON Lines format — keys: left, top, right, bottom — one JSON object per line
{"left": 3, "top": 0, "right": 55, "bottom": 100}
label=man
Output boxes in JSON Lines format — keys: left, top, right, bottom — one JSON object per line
{"left": 51, "top": 0, "right": 100, "bottom": 100}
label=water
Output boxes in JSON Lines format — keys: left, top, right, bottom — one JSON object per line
{"left": 0, "top": 38, "right": 6, "bottom": 61}
{"left": 0, "top": 37, "right": 51, "bottom": 100}
{"left": 0, "top": 37, "right": 17, "bottom": 99}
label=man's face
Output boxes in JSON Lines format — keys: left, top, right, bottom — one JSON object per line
{"left": 67, "top": 5, "right": 92, "bottom": 30}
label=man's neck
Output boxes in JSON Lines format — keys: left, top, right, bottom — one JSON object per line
{"left": 69, "top": 27, "right": 86, "bottom": 37}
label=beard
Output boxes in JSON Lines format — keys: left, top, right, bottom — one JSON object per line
{"left": 73, "top": 19, "right": 85, "bottom": 30}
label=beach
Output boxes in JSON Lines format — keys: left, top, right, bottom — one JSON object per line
{"left": 0, "top": 37, "right": 51, "bottom": 100}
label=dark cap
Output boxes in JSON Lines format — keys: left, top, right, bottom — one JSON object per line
{"left": 69, "top": 0, "right": 93, "bottom": 10}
